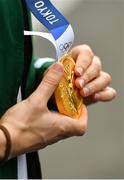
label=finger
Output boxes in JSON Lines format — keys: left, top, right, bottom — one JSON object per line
{"left": 70, "top": 45, "right": 94, "bottom": 76}
{"left": 58, "top": 104, "right": 88, "bottom": 137}
{"left": 29, "top": 63, "right": 64, "bottom": 105}
{"left": 67, "top": 105, "right": 88, "bottom": 136}
{"left": 80, "top": 72, "right": 112, "bottom": 97}
{"left": 76, "top": 105, "right": 88, "bottom": 135}
{"left": 93, "top": 87, "right": 117, "bottom": 102}
{"left": 75, "top": 56, "right": 102, "bottom": 88}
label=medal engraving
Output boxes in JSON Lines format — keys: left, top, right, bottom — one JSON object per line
{"left": 55, "top": 55, "right": 83, "bottom": 119}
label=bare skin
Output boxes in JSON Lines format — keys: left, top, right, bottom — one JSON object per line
{"left": 0, "top": 45, "right": 116, "bottom": 161}
{"left": 70, "top": 45, "right": 116, "bottom": 103}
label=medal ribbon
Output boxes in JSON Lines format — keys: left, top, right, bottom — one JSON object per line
{"left": 24, "top": 0, "right": 74, "bottom": 61}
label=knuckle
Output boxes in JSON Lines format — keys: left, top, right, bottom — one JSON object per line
{"left": 81, "top": 56, "right": 92, "bottom": 67}
{"left": 110, "top": 89, "right": 117, "bottom": 99}
{"left": 102, "top": 72, "right": 112, "bottom": 83}
{"left": 81, "top": 44, "right": 94, "bottom": 57}
{"left": 78, "top": 122, "right": 88, "bottom": 136}
{"left": 107, "top": 74, "right": 112, "bottom": 83}
{"left": 59, "top": 122, "right": 72, "bottom": 138}
{"left": 94, "top": 67, "right": 101, "bottom": 77}
{"left": 26, "top": 97, "right": 45, "bottom": 112}
{"left": 59, "top": 124, "right": 66, "bottom": 135}
{"left": 43, "top": 74, "right": 58, "bottom": 87}
{"left": 58, "top": 120, "right": 69, "bottom": 135}
{"left": 94, "top": 65, "right": 101, "bottom": 76}
{"left": 83, "top": 73, "right": 91, "bottom": 83}
{"left": 113, "top": 89, "right": 117, "bottom": 98}
{"left": 93, "top": 56, "right": 102, "bottom": 70}
{"left": 85, "top": 86, "right": 92, "bottom": 95}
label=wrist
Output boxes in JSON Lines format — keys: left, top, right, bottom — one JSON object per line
{"left": 0, "top": 121, "right": 22, "bottom": 159}
{"left": 0, "top": 123, "right": 12, "bottom": 165}
{"left": 0, "top": 129, "right": 6, "bottom": 160}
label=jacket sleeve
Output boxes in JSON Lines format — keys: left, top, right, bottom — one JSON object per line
{"left": 25, "top": 56, "right": 55, "bottom": 97}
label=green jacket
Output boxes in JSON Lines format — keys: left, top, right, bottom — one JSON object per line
{"left": 0, "top": 0, "right": 53, "bottom": 179}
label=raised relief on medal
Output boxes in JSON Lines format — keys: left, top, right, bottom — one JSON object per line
{"left": 55, "top": 55, "right": 83, "bottom": 119}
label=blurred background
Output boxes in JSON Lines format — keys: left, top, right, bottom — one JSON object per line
{"left": 31, "top": 0, "right": 124, "bottom": 179}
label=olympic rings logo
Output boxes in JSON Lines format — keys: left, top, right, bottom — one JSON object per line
{"left": 59, "top": 42, "right": 72, "bottom": 53}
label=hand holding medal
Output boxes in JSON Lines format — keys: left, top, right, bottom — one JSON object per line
{"left": 0, "top": 0, "right": 116, "bottom": 168}
{"left": 25, "top": 0, "right": 84, "bottom": 119}
{"left": 25, "top": 0, "right": 116, "bottom": 119}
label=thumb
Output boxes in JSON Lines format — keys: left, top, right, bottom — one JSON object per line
{"left": 32, "top": 63, "right": 64, "bottom": 105}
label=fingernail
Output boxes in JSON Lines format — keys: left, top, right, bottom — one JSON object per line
{"left": 77, "top": 67, "right": 83, "bottom": 76}
{"left": 78, "top": 79, "right": 85, "bottom": 88}
{"left": 83, "top": 87, "right": 90, "bottom": 97}
{"left": 53, "top": 63, "right": 64, "bottom": 73}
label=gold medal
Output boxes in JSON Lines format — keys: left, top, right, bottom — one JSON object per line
{"left": 55, "top": 55, "right": 83, "bottom": 119}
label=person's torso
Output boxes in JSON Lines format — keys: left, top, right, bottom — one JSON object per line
{"left": 0, "top": 0, "right": 25, "bottom": 116}
{"left": 0, "top": 1, "right": 42, "bottom": 179}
